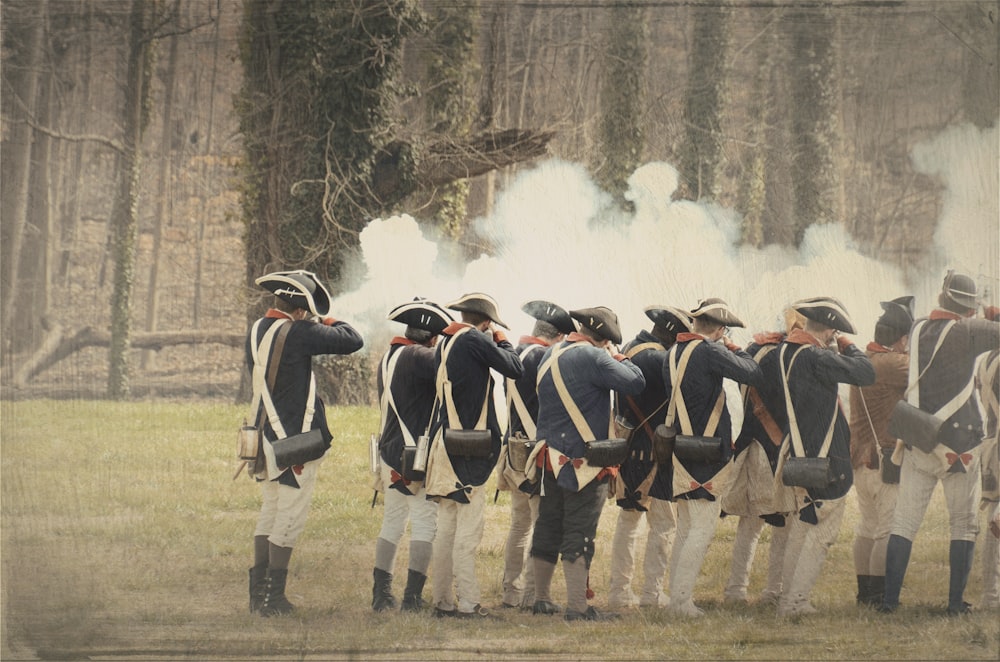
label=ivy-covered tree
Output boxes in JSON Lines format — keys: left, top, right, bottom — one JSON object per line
{"left": 678, "top": 4, "right": 729, "bottom": 202}
{"left": 237, "top": 0, "right": 424, "bottom": 293}
{"left": 594, "top": 3, "right": 647, "bottom": 209}
{"left": 787, "top": 5, "right": 842, "bottom": 243}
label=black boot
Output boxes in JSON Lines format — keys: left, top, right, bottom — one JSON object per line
{"left": 856, "top": 575, "right": 880, "bottom": 606}
{"left": 879, "top": 535, "right": 912, "bottom": 613}
{"left": 260, "top": 568, "right": 295, "bottom": 617}
{"left": 947, "top": 539, "right": 975, "bottom": 615}
{"left": 249, "top": 564, "right": 268, "bottom": 614}
{"left": 401, "top": 569, "right": 427, "bottom": 612}
{"left": 372, "top": 568, "right": 397, "bottom": 612}
{"left": 869, "top": 576, "right": 885, "bottom": 606}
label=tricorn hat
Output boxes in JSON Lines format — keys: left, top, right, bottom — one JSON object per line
{"left": 255, "top": 270, "right": 332, "bottom": 317}
{"left": 521, "top": 300, "right": 576, "bottom": 335}
{"left": 942, "top": 270, "right": 979, "bottom": 309}
{"left": 387, "top": 298, "right": 453, "bottom": 335}
{"left": 447, "top": 292, "right": 509, "bottom": 329}
{"left": 690, "top": 298, "right": 745, "bottom": 328}
{"left": 570, "top": 306, "right": 623, "bottom": 344}
{"left": 644, "top": 305, "right": 693, "bottom": 333}
{"left": 792, "top": 296, "right": 857, "bottom": 334}
{"left": 878, "top": 295, "right": 915, "bottom": 333}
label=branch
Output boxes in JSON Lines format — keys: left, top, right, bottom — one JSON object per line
{"left": 12, "top": 325, "right": 244, "bottom": 385}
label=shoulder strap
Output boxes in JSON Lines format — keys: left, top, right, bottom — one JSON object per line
{"left": 780, "top": 344, "right": 836, "bottom": 459}
{"left": 507, "top": 345, "right": 543, "bottom": 439}
{"left": 537, "top": 342, "right": 598, "bottom": 441}
{"left": 380, "top": 347, "right": 418, "bottom": 447}
{"left": 665, "top": 340, "right": 725, "bottom": 437}
{"left": 437, "top": 326, "right": 489, "bottom": 431}
{"left": 252, "top": 319, "right": 315, "bottom": 439}
{"left": 906, "top": 319, "right": 973, "bottom": 421}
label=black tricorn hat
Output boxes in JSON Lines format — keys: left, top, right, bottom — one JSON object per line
{"left": 644, "top": 305, "right": 693, "bottom": 334}
{"left": 447, "top": 292, "right": 509, "bottom": 329}
{"left": 942, "top": 270, "right": 979, "bottom": 309}
{"left": 878, "top": 296, "right": 915, "bottom": 333}
{"left": 387, "top": 298, "right": 453, "bottom": 335}
{"left": 793, "top": 296, "right": 857, "bottom": 334}
{"left": 570, "top": 306, "right": 623, "bottom": 344}
{"left": 521, "top": 300, "right": 576, "bottom": 335}
{"left": 255, "top": 270, "right": 332, "bottom": 317}
{"left": 690, "top": 298, "right": 745, "bottom": 328}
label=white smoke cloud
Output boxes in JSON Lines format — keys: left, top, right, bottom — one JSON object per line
{"left": 331, "top": 122, "right": 998, "bottom": 350}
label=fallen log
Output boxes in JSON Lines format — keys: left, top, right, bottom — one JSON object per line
{"left": 12, "top": 324, "right": 244, "bottom": 385}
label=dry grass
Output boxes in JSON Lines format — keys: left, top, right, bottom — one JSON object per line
{"left": 1, "top": 399, "right": 998, "bottom": 661}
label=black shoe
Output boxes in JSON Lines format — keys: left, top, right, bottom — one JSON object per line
{"left": 433, "top": 607, "right": 457, "bottom": 618}
{"left": 531, "top": 600, "right": 562, "bottom": 615}
{"left": 260, "top": 569, "right": 295, "bottom": 617}
{"left": 947, "top": 601, "right": 973, "bottom": 616}
{"left": 456, "top": 604, "right": 493, "bottom": 619}
{"left": 876, "top": 603, "right": 897, "bottom": 614}
{"left": 564, "top": 606, "right": 619, "bottom": 622}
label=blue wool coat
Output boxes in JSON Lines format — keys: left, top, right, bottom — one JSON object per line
{"left": 376, "top": 339, "right": 437, "bottom": 492}
{"left": 780, "top": 331, "right": 875, "bottom": 501}
{"left": 536, "top": 337, "right": 645, "bottom": 492}
{"left": 430, "top": 323, "right": 523, "bottom": 492}
{"left": 664, "top": 333, "right": 763, "bottom": 500}
{"left": 246, "top": 312, "right": 364, "bottom": 487}
{"left": 616, "top": 330, "right": 673, "bottom": 506}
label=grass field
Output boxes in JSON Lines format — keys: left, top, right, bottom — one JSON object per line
{"left": 1, "top": 400, "right": 998, "bottom": 660}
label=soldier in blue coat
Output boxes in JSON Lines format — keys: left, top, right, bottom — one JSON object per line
{"left": 424, "top": 293, "right": 523, "bottom": 618}
{"left": 496, "top": 300, "right": 574, "bottom": 610}
{"left": 880, "top": 272, "right": 1000, "bottom": 615}
{"left": 528, "top": 306, "right": 646, "bottom": 621}
{"left": 607, "top": 305, "right": 690, "bottom": 610}
{"left": 663, "top": 298, "right": 762, "bottom": 617}
{"left": 371, "top": 299, "right": 452, "bottom": 613}
{"left": 246, "top": 270, "right": 364, "bottom": 617}
{"left": 777, "top": 296, "right": 874, "bottom": 617}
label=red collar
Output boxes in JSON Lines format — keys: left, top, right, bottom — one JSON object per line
{"left": 265, "top": 309, "right": 294, "bottom": 320}
{"left": 443, "top": 321, "right": 474, "bottom": 335}
{"left": 566, "top": 332, "right": 599, "bottom": 346}
{"left": 930, "top": 309, "right": 966, "bottom": 321}
{"left": 866, "top": 341, "right": 891, "bottom": 353}
{"left": 676, "top": 332, "right": 707, "bottom": 343}
{"left": 519, "top": 335, "right": 552, "bottom": 347}
{"left": 390, "top": 336, "right": 416, "bottom": 346}
{"left": 753, "top": 331, "right": 785, "bottom": 346}
{"left": 787, "top": 328, "right": 824, "bottom": 347}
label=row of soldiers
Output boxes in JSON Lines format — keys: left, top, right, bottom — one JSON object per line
{"left": 241, "top": 268, "right": 998, "bottom": 620}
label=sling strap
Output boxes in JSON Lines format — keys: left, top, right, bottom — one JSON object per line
{"left": 249, "top": 318, "right": 316, "bottom": 439}
{"left": 779, "top": 345, "right": 835, "bottom": 460}
{"left": 621, "top": 341, "right": 668, "bottom": 441}
{"left": 739, "top": 344, "right": 784, "bottom": 446}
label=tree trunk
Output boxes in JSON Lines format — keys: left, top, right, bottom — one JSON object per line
{"left": 142, "top": 0, "right": 181, "bottom": 370}
{"left": 595, "top": 3, "right": 648, "bottom": 207}
{"left": 787, "top": 6, "right": 842, "bottom": 243}
{"left": 679, "top": 4, "right": 729, "bottom": 202}
{"left": 107, "top": 0, "right": 153, "bottom": 399}
{"left": 1, "top": 0, "right": 47, "bottom": 352}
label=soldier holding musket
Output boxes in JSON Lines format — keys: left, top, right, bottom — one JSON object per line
{"left": 496, "top": 300, "right": 574, "bottom": 611}
{"left": 607, "top": 305, "right": 689, "bottom": 610}
{"left": 527, "top": 306, "right": 646, "bottom": 621}
{"left": 663, "top": 298, "right": 762, "bottom": 617}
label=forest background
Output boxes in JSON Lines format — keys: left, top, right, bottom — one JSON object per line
{"left": 2, "top": 1, "right": 999, "bottom": 660}
{"left": 1, "top": 0, "right": 997, "bottom": 403}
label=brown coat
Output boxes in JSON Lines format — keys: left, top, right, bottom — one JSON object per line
{"left": 848, "top": 345, "right": 908, "bottom": 469}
